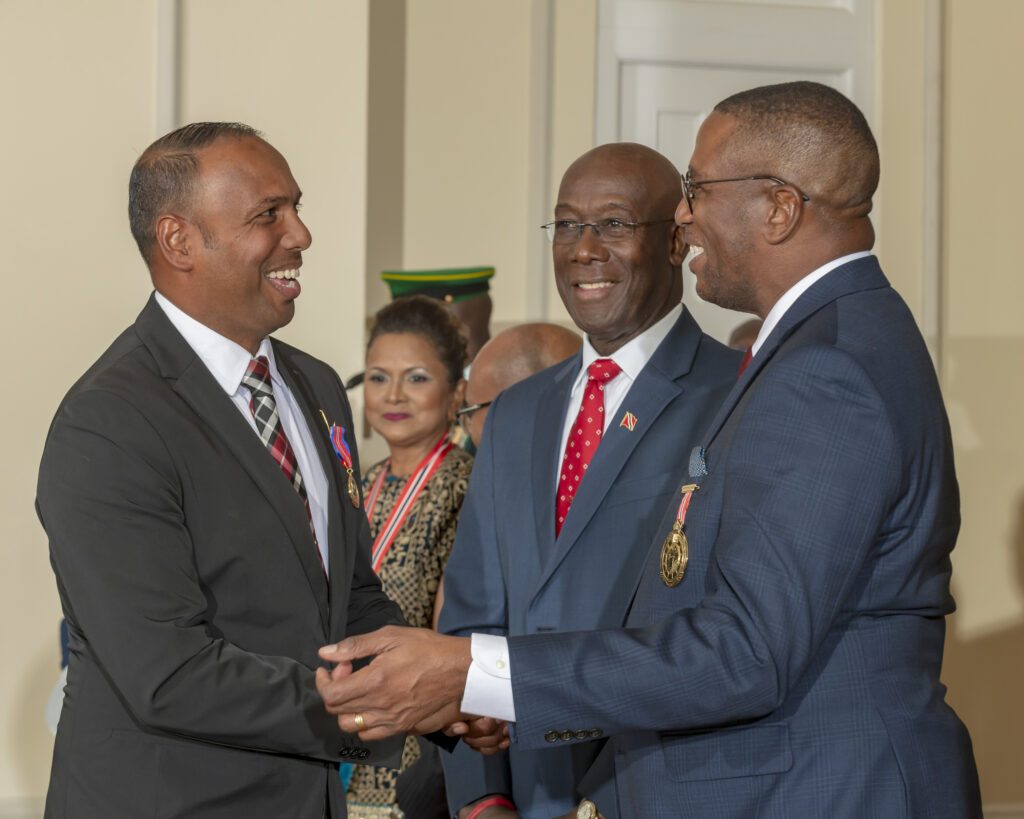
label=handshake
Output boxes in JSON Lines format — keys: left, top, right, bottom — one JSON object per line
{"left": 315, "top": 624, "right": 509, "bottom": 754}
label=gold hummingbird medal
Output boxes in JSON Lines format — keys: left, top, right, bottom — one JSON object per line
{"left": 660, "top": 483, "right": 699, "bottom": 587}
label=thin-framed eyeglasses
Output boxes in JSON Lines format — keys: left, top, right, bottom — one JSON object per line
{"left": 540, "top": 218, "right": 676, "bottom": 245}
{"left": 456, "top": 400, "right": 492, "bottom": 433}
{"left": 681, "top": 171, "right": 810, "bottom": 205}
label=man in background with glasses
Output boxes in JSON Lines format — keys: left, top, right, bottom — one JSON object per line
{"left": 455, "top": 322, "right": 583, "bottom": 449}
{"left": 436, "top": 142, "right": 739, "bottom": 819}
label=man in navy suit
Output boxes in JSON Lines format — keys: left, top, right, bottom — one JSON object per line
{"left": 317, "top": 82, "right": 982, "bottom": 818}
{"left": 437, "top": 144, "right": 738, "bottom": 818}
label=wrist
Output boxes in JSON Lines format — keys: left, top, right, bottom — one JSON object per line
{"left": 462, "top": 794, "right": 515, "bottom": 819}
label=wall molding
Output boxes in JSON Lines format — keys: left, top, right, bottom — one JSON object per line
{"left": 921, "top": 0, "right": 944, "bottom": 371}
{"left": 155, "top": 0, "right": 180, "bottom": 135}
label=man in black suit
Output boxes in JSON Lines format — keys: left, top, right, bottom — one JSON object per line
{"left": 36, "top": 122, "right": 404, "bottom": 818}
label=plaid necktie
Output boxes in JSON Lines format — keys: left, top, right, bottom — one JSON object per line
{"left": 555, "top": 357, "right": 622, "bottom": 537}
{"left": 241, "top": 356, "right": 325, "bottom": 576}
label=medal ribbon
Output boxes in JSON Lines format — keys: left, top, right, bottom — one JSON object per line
{"left": 366, "top": 434, "right": 454, "bottom": 572}
{"left": 318, "top": 411, "right": 354, "bottom": 470}
{"left": 675, "top": 483, "right": 699, "bottom": 527}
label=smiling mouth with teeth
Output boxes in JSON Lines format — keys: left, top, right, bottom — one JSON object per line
{"left": 266, "top": 268, "right": 300, "bottom": 280}
{"left": 577, "top": 281, "right": 614, "bottom": 290}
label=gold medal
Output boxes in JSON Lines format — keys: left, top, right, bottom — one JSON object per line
{"left": 347, "top": 470, "right": 360, "bottom": 508}
{"left": 660, "top": 520, "right": 689, "bottom": 587}
{"left": 576, "top": 799, "right": 598, "bottom": 819}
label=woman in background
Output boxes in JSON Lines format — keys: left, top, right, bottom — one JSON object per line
{"left": 346, "top": 295, "right": 473, "bottom": 819}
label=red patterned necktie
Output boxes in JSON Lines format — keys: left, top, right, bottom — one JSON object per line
{"left": 737, "top": 345, "right": 753, "bottom": 378}
{"left": 241, "top": 356, "right": 325, "bottom": 576}
{"left": 555, "top": 358, "right": 622, "bottom": 537}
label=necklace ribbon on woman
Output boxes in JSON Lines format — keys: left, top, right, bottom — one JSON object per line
{"left": 365, "top": 434, "right": 454, "bottom": 572}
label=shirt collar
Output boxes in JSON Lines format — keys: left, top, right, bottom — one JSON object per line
{"left": 574, "top": 302, "right": 683, "bottom": 391}
{"left": 154, "top": 291, "right": 277, "bottom": 395}
{"left": 751, "top": 251, "right": 873, "bottom": 356}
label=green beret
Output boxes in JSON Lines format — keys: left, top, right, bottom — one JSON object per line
{"left": 380, "top": 266, "right": 495, "bottom": 303}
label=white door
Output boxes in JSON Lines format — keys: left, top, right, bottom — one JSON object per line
{"left": 596, "top": 0, "right": 876, "bottom": 345}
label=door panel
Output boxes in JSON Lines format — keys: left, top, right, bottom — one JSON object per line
{"left": 597, "top": 0, "right": 875, "bottom": 344}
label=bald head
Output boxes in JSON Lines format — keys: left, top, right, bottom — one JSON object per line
{"left": 561, "top": 143, "right": 684, "bottom": 223}
{"left": 464, "top": 323, "right": 582, "bottom": 445}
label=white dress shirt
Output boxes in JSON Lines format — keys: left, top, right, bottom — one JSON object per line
{"left": 462, "top": 303, "right": 683, "bottom": 722}
{"left": 555, "top": 303, "right": 682, "bottom": 481}
{"left": 750, "top": 251, "right": 873, "bottom": 358}
{"left": 154, "top": 291, "right": 331, "bottom": 572}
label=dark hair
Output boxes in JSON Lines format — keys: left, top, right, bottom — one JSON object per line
{"left": 128, "top": 122, "right": 262, "bottom": 264}
{"left": 367, "top": 295, "right": 468, "bottom": 385}
{"left": 714, "top": 81, "right": 879, "bottom": 215}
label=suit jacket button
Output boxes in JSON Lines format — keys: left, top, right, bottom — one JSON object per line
{"left": 589, "top": 728, "right": 603, "bottom": 738}
{"left": 339, "top": 748, "right": 350, "bottom": 758}
{"left": 544, "top": 730, "right": 559, "bottom": 743}
{"left": 574, "top": 729, "right": 589, "bottom": 740}
{"left": 358, "top": 749, "right": 369, "bottom": 759}
{"left": 560, "top": 730, "right": 574, "bottom": 741}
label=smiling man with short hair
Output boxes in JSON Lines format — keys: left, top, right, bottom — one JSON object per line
{"left": 37, "top": 122, "right": 406, "bottom": 819}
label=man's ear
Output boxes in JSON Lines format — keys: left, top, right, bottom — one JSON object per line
{"left": 669, "top": 223, "right": 689, "bottom": 266}
{"left": 154, "top": 214, "right": 195, "bottom": 271}
{"left": 763, "top": 187, "right": 804, "bottom": 245}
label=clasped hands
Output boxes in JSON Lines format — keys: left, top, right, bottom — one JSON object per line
{"left": 315, "top": 625, "right": 510, "bottom": 754}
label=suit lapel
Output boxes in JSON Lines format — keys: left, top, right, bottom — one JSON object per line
{"left": 134, "top": 297, "right": 330, "bottom": 630}
{"left": 699, "top": 256, "right": 890, "bottom": 452}
{"left": 534, "top": 309, "right": 703, "bottom": 595}
{"left": 273, "top": 343, "right": 346, "bottom": 627}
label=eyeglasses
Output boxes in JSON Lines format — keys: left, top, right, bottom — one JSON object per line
{"left": 540, "top": 218, "right": 675, "bottom": 245}
{"left": 456, "top": 400, "right": 492, "bottom": 433}
{"left": 681, "top": 171, "right": 810, "bottom": 205}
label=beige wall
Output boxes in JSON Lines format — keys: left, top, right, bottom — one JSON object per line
{"left": 940, "top": 0, "right": 1024, "bottom": 805}
{"left": 2, "top": 0, "right": 1021, "bottom": 811}
{"left": 0, "top": 0, "right": 373, "bottom": 809}
{"left": 179, "top": 0, "right": 372, "bottom": 377}
{"left": 0, "top": 1, "right": 157, "bottom": 806}
{"left": 402, "top": 0, "right": 553, "bottom": 328}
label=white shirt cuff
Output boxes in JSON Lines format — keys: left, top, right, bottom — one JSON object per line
{"left": 460, "top": 633, "right": 516, "bottom": 722}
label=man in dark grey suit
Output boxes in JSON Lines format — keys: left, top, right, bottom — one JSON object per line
{"left": 37, "top": 122, "right": 404, "bottom": 818}
{"left": 438, "top": 143, "right": 739, "bottom": 819}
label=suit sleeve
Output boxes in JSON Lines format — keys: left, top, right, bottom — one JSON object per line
{"left": 38, "top": 388, "right": 368, "bottom": 763}
{"left": 438, "top": 395, "right": 514, "bottom": 810}
{"left": 506, "top": 345, "right": 903, "bottom": 749}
